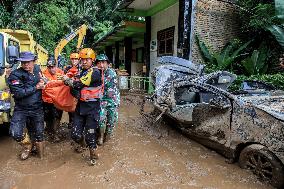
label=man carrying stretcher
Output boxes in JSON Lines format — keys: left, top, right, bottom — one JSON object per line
{"left": 42, "top": 57, "right": 64, "bottom": 142}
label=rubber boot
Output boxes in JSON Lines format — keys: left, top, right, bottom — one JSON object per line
{"left": 52, "top": 118, "right": 61, "bottom": 143}
{"left": 74, "top": 137, "right": 86, "bottom": 153}
{"left": 31, "top": 142, "right": 37, "bottom": 155}
{"left": 104, "top": 133, "right": 111, "bottom": 143}
{"left": 104, "top": 128, "right": 113, "bottom": 143}
{"left": 20, "top": 143, "right": 32, "bottom": 160}
{"left": 68, "top": 112, "right": 74, "bottom": 129}
{"left": 97, "top": 127, "right": 105, "bottom": 146}
{"left": 35, "top": 142, "right": 44, "bottom": 159}
{"left": 89, "top": 148, "right": 99, "bottom": 166}
{"left": 45, "top": 119, "right": 52, "bottom": 134}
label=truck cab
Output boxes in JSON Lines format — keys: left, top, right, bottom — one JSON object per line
{"left": 0, "top": 32, "right": 20, "bottom": 124}
{"left": 0, "top": 29, "right": 48, "bottom": 125}
{"left": 0, "top": 29, "right": 48, "bottom": 69}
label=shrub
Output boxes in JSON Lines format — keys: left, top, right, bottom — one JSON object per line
{"left": 229, "top": 73, "right": 284, "bottom": 91}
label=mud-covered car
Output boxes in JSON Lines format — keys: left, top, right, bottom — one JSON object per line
{"left": 149, "top": 57, "right": 284, "bottom": 188}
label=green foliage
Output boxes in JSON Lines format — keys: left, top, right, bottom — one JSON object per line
{"left": 215, "top": 40, "right": 251, "bottom": 70}
{"left": 195, "top": 35, "right": 214, "bottom": 65}
{"left": 93, "top": 21, "right": 114, "bottom": 42}
{"left": 30, "top": 3, "right": 69, "bottom": 52}
{"left": 204, "top": 64, "right": 219, "bottom": 74}
{"left": 1, "top": 0, "right": 127, "bottom": 57}
{"left": 196, "top": 35, "right": 251, "bottom": 70}
{"left": 237, "top": 0, "right": 275, "bottom": 32}
{"left": 0, "top": 5, "right": 10, "bottom": 27}
{"left": 267, "top": 25, "right": 284, "bottom": 48}
{"left": 237, "top": 0, "right": 284, "bottom": 49}
{"left": 229, "top": 73, "right": 284, "bottom": 91}
{"left": 267, "top": 0, "right": 284, "bottom": 48}
{"left": 229, "top": 75, "right": 247, "bottom": 91}
{"left": 234, "top": 0, "right": 283, "bottom": 73}
{"left": 241, "top": 45, "right": 269, "bottom": 75}
{"left": 249, "top": 3, "right": 275, "bottom": 31}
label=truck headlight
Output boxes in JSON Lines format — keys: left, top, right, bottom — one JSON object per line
{"left": 0, "top": 91, "right": 10, "bottom": 100}
{"left": 0, "top": 91, "right": 11, "bottom": 111}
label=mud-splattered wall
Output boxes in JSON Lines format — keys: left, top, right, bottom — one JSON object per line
{"left": 191, "top": 0, "right": 241, "bottom": 63}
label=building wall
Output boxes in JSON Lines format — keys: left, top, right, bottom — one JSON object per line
{"left": 116, "top": 42, "right": 144, "bottom": 75}
{"left": 131, "top": 43, "right": 144, "bottom": 75}
{"left": 150, "top": 2, "right": 179, "bottom": 73}
{"left": 191, "top": 0, "right": 241, "bottom": 63}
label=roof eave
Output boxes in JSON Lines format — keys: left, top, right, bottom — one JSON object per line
{"left": 118, "top": 0, "right": 135, "bottom": 10}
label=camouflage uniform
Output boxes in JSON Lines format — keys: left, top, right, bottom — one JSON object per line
{"left": 99, "top": 68, "right": 120, "bottom": 135}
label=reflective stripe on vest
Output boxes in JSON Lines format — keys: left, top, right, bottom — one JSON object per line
{"left": 80, "top": 67, "right": 104, "bottom": 102}
{"left": 80, "top": 86, "right": 103, "bottom": 101}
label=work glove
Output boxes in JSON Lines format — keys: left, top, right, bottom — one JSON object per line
{"left": 57, "top": 75, "right": 69, "bottom": 81}
{"left": 39, "top": 72, "right": 48, "bottom": 84}
{"left": 64, "top": 77, "right": 74, "bottom": 87}
{"left": 57, "top": 75, "right": 74, "bottom": 87}
{"left": 36, "top": 79, "right": 45, "bottom": 90}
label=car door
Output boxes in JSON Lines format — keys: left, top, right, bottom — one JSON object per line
{"left": 168, "top": 84, "right": 232, "bottom": 145}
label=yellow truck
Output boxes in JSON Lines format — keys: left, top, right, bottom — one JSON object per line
{"left": 0, "top": 29, "right": 48, "bottom": 68}
{"left": 0, "top": 29, "right": 48, "bottom": 125}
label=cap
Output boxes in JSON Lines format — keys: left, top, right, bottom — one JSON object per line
{"left": 95, "top": 54, "right": 109, "bottom": 64}
{"left": 17, "top": 51, "right": 37, "bottom": 62}
{"left": 46, "top": 57, "right": 56, "bottom": 67}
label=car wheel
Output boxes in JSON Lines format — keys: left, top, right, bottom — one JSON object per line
{"left": 239, "top": 144, "right": 284, "bottom": 189}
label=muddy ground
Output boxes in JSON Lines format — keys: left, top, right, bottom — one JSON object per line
{"left": 0, "top": 95, "right": 273, "bottom": 189}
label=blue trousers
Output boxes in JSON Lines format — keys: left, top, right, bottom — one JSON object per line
{"left": 71, "top": 109, "right": 100, "bottom": 149}
{"left": 10, "top": 107, "right": 44, "bottom": 142}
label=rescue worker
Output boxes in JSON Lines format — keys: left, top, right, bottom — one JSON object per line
{"left": 96, "top": 54, "right": 120, "bottom": 145}
{"left": 7, "top": 52, "right": 45, "bottom": 160}
{"left": 5, "top": 66, "right": 36, "bottom": 154}
{"left": 60, "top": 48, "right": 102, "bottom": 165}
{"left": 64, "top": 52, "right": 80, "bottom": 78}
{"left": 64, "top": 52, "right": 80, "bottom": 128}
{"left": 42, "top": 57, "right": 64, "bottom": 142}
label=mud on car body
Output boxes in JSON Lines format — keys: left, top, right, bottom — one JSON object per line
{"left": 149, "top": 56, "right": 284, "bottom": 188}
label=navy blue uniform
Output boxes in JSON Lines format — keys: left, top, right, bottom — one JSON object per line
{"left": 7, "top": 65, "right": 44, "bottom": 142}
{"left": 70, "top": 67, "right": 102, "bottom": 149}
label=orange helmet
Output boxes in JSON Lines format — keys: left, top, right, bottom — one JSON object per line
{"left": 70, "top": 53, "right": 79, "bottom": 59}
{"left": 79, "top": 48, "right": 96, "bottom": 61}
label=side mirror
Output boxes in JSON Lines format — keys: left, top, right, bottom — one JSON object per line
{"left": 7, "top": 46, "right": 19, "bottom": 64}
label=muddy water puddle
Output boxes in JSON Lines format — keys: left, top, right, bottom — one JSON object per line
{"left": 0, "top": 95, "right": 273, "bottom": 189}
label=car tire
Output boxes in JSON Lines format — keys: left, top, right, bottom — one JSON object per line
{"left": 239, "top": 144, "right": 284, "bottom": 189}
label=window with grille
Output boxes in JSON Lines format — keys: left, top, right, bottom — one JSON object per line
{"left": 157, "top": 26, "right": 175, "bottom": 57}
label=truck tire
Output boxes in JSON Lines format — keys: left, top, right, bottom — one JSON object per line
{"left": 239, "top": 144, "right": 284, "bottom": 189}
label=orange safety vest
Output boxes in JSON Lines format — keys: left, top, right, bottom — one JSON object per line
{"left": 80, "top": 68, "right": 104, "bottom": 102}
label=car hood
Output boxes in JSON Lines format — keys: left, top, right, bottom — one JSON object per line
{"left": 238, "top": 95, "right": 284, "bottom": 121}
{"left": 151, "top": 56, "right": 204, "bottom": 87}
